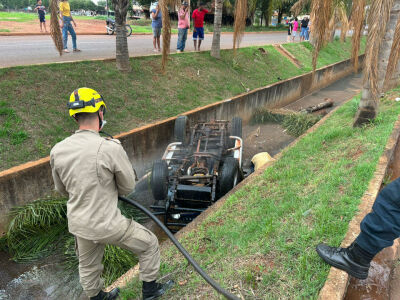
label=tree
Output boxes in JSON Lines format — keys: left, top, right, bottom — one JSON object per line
{"left": 354, "top": 0, "right": 400, "bottom": 126}
{"left": 211, "top": 0, "right": 224, "bottom": 58}
{"left": 112, "top": 0, "right": 131, "bottom": 72}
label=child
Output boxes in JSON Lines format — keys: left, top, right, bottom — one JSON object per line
{"left": 34, "top": 0, "right": 47, "bottom": 33}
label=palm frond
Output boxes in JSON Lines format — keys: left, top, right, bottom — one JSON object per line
{"left": 350, "top": 0, "right": 366, "bottom": 71}
{"left": 233, "top": 0, "right": 247, "bottom": 55}
{"left": 50, "top": 0, "right": 63, "bottom": 55}
{"left": 311, "top": 0, "right": 334, "bottom": 72}
{"left": 364, "top": 0, "right": 394, "bottom": 96}
{"left": 291, "top": 0, "right": 311, "bottom": 16}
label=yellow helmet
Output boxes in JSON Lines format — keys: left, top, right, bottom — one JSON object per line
{"left": 67, "top": 87, "right": 106, "bottom": 117}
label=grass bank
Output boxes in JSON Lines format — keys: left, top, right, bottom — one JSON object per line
{"left": 283, "top": 37, "right": 367, "bottom": 72}
{"left": 120, "top": 89, "right": 400, "bottom": 299}
{"left": 0, "top": 40, "right": 360, "bottom": 170}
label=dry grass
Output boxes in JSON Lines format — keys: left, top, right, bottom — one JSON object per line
{"left": 233, "top": 0, "right": 247, "bottom": 55}
{"left": 384, "top": 16, "right": 400, "bottom": 89}
{"left": 351, "top": 0, "right": 366, "bottom": 72}
{"left": 50, "top": 0, "right": 63, "bottom": 56}
{"left": 311, "top": 0, "right": 333, "bottom": 72}
{"left": 363, "top": 0, "right": 394, "bottom": 96}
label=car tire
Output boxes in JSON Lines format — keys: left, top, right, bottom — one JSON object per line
{"left": 150, "top": 160, "right": 169, "bottom": 201}
{"left": 218, "top": 157, "right": 239, "bottom": 197}
{"left": 229, "top": 117, "right": 242, "bottom": 148}
{"left": 174, "top": 116, "right": 188, "bottom": 145}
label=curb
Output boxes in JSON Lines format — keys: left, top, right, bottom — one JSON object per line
{"left": 105, "top": 96, "right": 356, "bottom": 292}
{"left": 0, "top": 30, "right": 286, "bottom": 37}
{"left": 318, "top": 112, "right": 400, "bottom": 299}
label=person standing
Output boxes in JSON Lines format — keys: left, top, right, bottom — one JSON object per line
{"left": 151, "top": 2, "right": 162, "bottom": 52}
{"left": 291, "top": 17, "right": 299, "bottom": 42}
{"left": 287, "top": 18, "right": 293, "bottom": 42}
{"left": 300, "top": 17, "right": 309, "bottom": 42}
{"left": 192, "top": 2, "right": 210, "bottom": 51}
{"left": 50, "top": 88, "right": 173, "bottom": 300}
{"left": 177, "top": 1, "right": 189, "bottom": 53}
{"left": 59, "top": 0, "right": 81, "bottom": 53}
{"left": 34, "top": 0, "right": 47, "bottom": 33}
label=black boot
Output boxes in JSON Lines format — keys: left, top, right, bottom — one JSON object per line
{"left": 142, "top": 280, "right": 174, "bottom": 300}
{"left": 90, "top": 288, "right": 120, "bottom": 300}
{"left": 316, "top": 242, "right": 374, "bottom": 280}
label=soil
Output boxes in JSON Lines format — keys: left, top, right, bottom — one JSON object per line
{"left": 0, "top": 19, "right": 105, "bottom": 34}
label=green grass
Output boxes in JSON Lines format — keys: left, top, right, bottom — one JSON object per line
{"left": 0, "top": 40, "right": 358, "bottom": 170}
{"left": 283, "top": 37, "right": 367, "bottom": 71}
{"left": 0, "top": 28, "right": 10, "bottom": 32}
{"left": 119, "top": 89, "right": 400, "bottom": 299}
{"left": 0, "top": 11, "right": 111, "bottom": 22}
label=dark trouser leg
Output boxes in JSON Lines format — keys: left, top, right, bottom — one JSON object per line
{"left": 356, "top": 178, "right": 400, "bottom": 255}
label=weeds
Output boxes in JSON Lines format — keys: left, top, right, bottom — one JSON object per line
{"left": 2, "top": 196, "right": 142, "bottom": 285}
{"left": 252, "top": 108, "right": 321, "bottom": 137}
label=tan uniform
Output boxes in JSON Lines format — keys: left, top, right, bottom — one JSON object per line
{"left": 50, "top": 130, "right": 160, "bottom": 297}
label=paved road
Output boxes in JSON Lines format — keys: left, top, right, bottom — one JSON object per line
{"left": 0, "top": 32, "right": 288, "bottom": 68}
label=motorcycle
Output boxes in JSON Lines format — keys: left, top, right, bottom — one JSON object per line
{"left": 106, "top": 18, "right": 132, "bottom": 37}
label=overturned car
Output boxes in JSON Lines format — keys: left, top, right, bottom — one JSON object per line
{"left": 150, "top": 116, "right": 244, "bottom": 231}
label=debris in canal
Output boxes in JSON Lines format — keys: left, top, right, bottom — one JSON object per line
{"left": 251, "top": 108, "right": 322, "bottom": 137}
{"left": 0, "top": 196, "right": 144, "bottom": 285}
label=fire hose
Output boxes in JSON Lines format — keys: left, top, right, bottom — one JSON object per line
{"left": 118, "top": 195, "right": 240, "bottom": 300}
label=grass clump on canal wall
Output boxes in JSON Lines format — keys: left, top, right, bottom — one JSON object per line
{"left": 119, "top": 89, "right": 400, "bottom": 299}
{"left": 0, "top": 196, "right": 144, "bottom": 286}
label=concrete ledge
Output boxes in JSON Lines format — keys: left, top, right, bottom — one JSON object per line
{"left": 0, "top": 55, "right": 363, "bottom": 234}
{"left": 106, "top": 89, "right": 355, "bottom": 291}
{"left": 317, "top": 111, "right": 400, "bottom": 299}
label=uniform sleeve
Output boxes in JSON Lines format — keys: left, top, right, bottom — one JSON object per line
{"left": 50, "top": 153, "right": 68, "bottom": 196}
{"left": 113, "top": 142, "right": 136, "bottom": 196}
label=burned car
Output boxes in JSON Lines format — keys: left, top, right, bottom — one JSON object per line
{"left": 150, "top": 116, "right": 244, "bottom": 231}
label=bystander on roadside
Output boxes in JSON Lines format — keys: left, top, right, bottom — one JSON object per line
{"left": 177, "top": 1, "right": 189, "bottom": 53}
{"left": 151, "top": 2, "right": 162, "bottom": 52}
{"left": 34, "top": 0, "right": 47, "bottom": 33}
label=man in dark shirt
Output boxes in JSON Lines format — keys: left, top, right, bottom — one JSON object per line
{"left": 34, "top": 0, "right": 47, "bottom": 33}
{"left": 300, "top": 17, "right": 309, "bottom": 42}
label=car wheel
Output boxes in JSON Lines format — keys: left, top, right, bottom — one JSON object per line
{"left": 150, "top": 160, "right": 169, "bottom": 201}
{"left": 218, "top": 157, "right": 239, "bottom": 197}
{"left": 174, "top": 116, "right": 188, "bottom": 145}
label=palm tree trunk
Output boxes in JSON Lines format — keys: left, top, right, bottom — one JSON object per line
{"left": 113, "top": 0, "right": 131, "bottom": 72}
{"left": 115, "top": 24, "right": 131, "bottom": 72}
{"left": 354, "top": 0, "right": 398, "bottom": 127}
{"left": 211, "top": 0, "right": 223, "bottom": 58}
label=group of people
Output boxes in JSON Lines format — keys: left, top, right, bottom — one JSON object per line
{"left": 33, "top": 0, "right": 80, "bottom": 53}
{"left": 150, "top": 1, "right": 211, "bottom": 53}
{"left": 287, "top": 16, "right": 310, "bottom": 42}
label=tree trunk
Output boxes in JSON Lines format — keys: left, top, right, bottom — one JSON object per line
{"left": 113, "top": 0, "right": 131, "bottom": 72}
{"left": 354, "top": 0, "right": 399, "bottom": 126}
{"left": 278, "top": 9, "right": 283, "bottom": 25}
{"left": 211, "top": 0, "right": 223, "bottom": 58}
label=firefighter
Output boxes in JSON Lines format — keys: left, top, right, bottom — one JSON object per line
{"left": 50, "top": 88, "right": 172, "bottom": 300}
{"left": 250, "top": 152, "right": 273, "bottom": 172}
